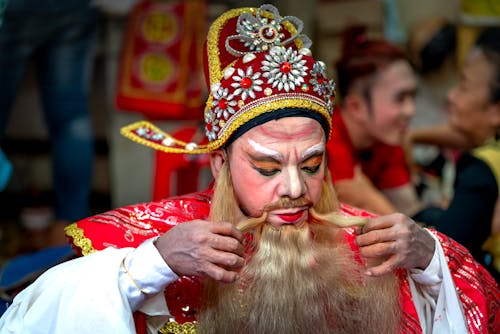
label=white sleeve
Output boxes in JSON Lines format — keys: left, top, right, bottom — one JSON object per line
{"left": 0, "top": 247, "right": 135, "bottom": 334}
{"left": 119, "top": 237, "right": 179, "bottom": 311}
{"left": 0, "top": 239, "right": 179, "bottom": 334}
{"left": 408, "top": 230, "right": 468, "bottom": 334}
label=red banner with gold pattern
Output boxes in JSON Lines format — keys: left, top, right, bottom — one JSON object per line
{"left": 115, "top": 0, "right": 206, "bottom": 120}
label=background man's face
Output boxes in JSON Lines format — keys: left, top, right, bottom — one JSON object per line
{"left": 227, "top": 116, "right": 326, "bottom": 228}
{"left": 447, "top": 49, "right": 499, "bottom": 145}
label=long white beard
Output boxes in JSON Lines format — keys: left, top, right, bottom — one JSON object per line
{"left": 197, "top": 220, "right": 401, "bottom": 334}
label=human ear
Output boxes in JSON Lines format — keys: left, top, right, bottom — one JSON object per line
{"left": 210, "top": 149, "right": 226, "bottom": 179}
{"left": 343, "top": 93, "right": 368, "bottom": 121}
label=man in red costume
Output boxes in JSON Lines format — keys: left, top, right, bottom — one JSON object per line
{"left": 0, "top": 5, "right": 498, "bottom": 334}
{"left": 326, "top": 26, "right": 420, "bottom": 217}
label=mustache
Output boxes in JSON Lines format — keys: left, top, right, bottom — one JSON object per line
{"left": 237, "top": 197, "right": 312, "bottom": 232}
{"left": 263, "top": 197, "right": 312, "bottom": 211}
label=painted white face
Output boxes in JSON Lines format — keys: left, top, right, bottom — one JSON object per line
{"left": 365, "top": 60, "right": 417, "bottom": 145}
{"left": 227, "top": 116, "right": 326, "bottom": 228}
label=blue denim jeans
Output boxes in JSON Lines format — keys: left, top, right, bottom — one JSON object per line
{"left": 0, "top": 1, "right": 99, "bottom": 221}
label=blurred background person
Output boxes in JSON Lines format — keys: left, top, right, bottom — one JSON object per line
{"left": 0, "top": 0, "right": 99, "bottom": 247}
{"left": 408, "top": 27, "right": 500, "bottom": 282}
{"left": 326, "top": 26, "right": 421, "bottom": 216}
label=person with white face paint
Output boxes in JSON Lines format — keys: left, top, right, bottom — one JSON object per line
{"left": 0, "top": 5, "right": 498, "bottom": 334}
{"left": 327, "top": 26, "right": 421, "bottom": 217}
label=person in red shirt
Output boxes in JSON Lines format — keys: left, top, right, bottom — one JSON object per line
{"left": 327, "top": 26, "right": 421, "bottom": 215}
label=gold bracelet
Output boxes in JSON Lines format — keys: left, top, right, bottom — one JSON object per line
{"left": 121, "top": 257, "right": 148, "bottom": 295}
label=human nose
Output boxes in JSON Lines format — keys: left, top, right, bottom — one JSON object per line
{"left": 279, "top": 167, "right": 305, "bottom": 199}
{"left": 402, "top": 96, "right": 416, "bottom": 119}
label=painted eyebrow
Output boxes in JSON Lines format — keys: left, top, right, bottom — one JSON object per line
{"left": 301, "top": 143, "right": 325, "bottom": 160}
{"left": 246, "top": 139, "right": 324, "bottom": 163}
{"left": 247, "top": 152, "right": 281, "bottom": 164}
{"left": 247, "top": 139, "right": 283, "bottom": 161}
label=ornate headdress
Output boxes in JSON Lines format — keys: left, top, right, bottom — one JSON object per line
{"left": 121, "top": 4, "right": 336, "bottom": 154}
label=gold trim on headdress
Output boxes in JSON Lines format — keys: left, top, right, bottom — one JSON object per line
{"left": 121, "top": 94, "right": 331, "bottom": 154}
{"left": 206, "top": 7, "right": 256, "bottom": 86}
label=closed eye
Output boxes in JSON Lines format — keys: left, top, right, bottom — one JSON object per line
{"left": 302, "top": 164, "right": 320, "bottom": 175}
{"left": 254, "top": 167, "right": 281, "bottom": 176}
{"left": 301, "top": 154, "right": 323, "bottom": 175}
{"left": 250, "top": 158, "right": 281, "bottom": 177}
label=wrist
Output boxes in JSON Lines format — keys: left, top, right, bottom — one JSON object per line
{"left": 417, "top": 231, "right": 436, "bottom": 270}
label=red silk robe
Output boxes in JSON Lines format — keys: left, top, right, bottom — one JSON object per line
{"left": 66, "top": 189, "right": 500, "bottom": 334}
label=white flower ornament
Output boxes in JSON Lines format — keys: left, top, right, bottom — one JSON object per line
{"left": 212, "top": 87, "right": 237, "bottom": 120}
{"left": 261, "top": 46, "right": 308, "bottom": 92}
{"left": 231, "top": 67, "right": 263, "bottom": 101}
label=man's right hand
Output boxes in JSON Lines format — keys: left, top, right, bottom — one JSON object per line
{"left": 154, "top": 220, "right": 244, "bottom": 283}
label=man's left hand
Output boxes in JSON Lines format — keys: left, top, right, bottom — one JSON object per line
{"left": 354, "top": 213, "right": 435, "bottom": 276}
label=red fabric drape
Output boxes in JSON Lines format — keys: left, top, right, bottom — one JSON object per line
{"left": 116, "top": 0, "right": 206, "bottom": 120}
